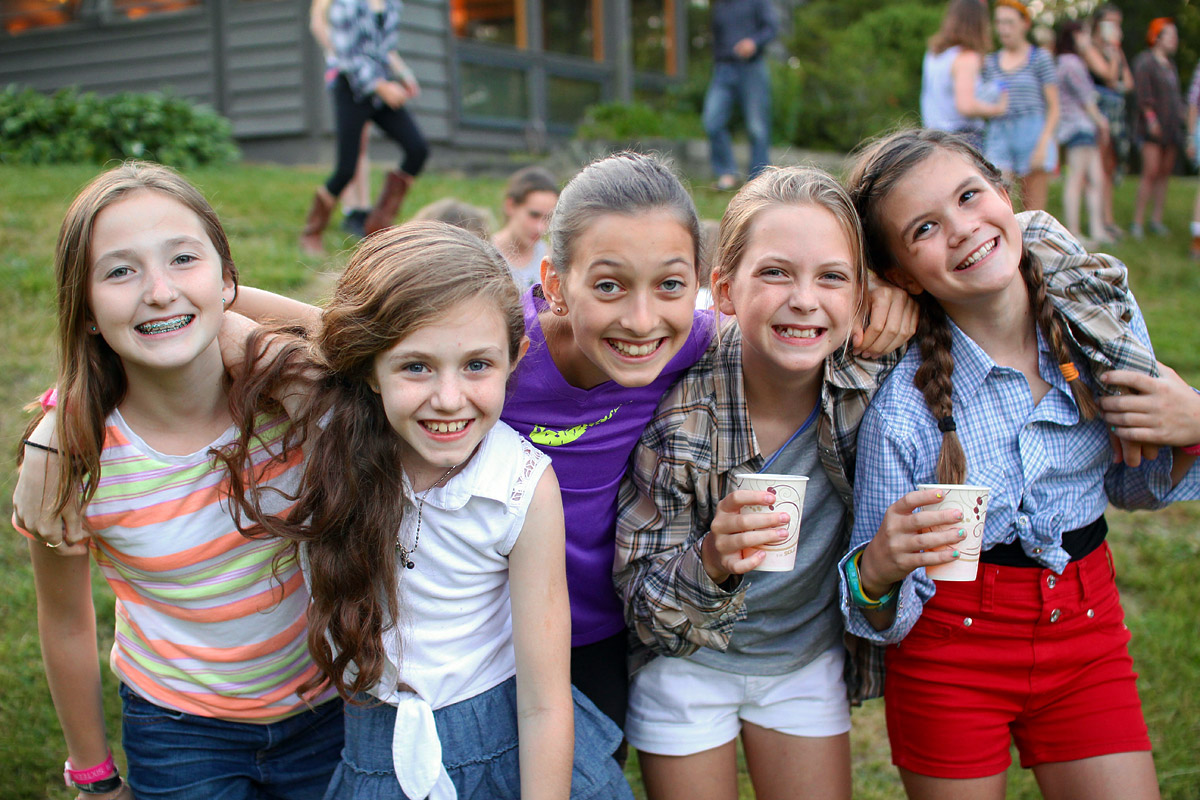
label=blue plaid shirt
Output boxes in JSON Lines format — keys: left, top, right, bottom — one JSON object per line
{"left": 841, "top": 307, "right": 1200, "bottom": 645}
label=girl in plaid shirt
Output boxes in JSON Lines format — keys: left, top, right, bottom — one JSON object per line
{"left": 614, "top": 167, "right": 913, "bottom": 800}
{"left": 844, "top": 128, "right": 1200, "bottom": 797}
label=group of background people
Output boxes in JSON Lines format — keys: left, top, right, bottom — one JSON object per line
{"left": 922, "top": 0, "right": 1200, "bottom": 259}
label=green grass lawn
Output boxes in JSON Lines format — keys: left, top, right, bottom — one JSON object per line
{"left": 1, "top": 162, "right": 1198, "bottom": 799}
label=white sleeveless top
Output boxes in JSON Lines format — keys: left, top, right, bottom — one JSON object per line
{"left": 366, "top": 421, "right": 550, "bottom": 799}
{"left": 921, "top": 46, "right": 983, "bottom": 134}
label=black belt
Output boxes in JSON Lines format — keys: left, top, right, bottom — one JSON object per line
{"left": 980, "top": 515, "right": 1108, "bottom": 568}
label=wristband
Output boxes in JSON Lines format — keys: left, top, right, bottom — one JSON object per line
{"left": 64, "top": 752, "right": 121, "bottom": 794}
{"left": 1182, "top": 442, "right": 1200, "bottom": 456}
{"left": 845, "top": 551, "right": 896, "bottom": 610}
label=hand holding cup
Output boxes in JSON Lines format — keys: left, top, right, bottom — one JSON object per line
{"left": 858, "top": 487, "right": 969, "bottom": 596}
{"left": 700, "top": 487, "right": 792, "bottom": 585}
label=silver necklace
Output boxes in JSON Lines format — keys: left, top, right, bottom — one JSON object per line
{"left": 397, "top": 465, "right": 457, "bottom": 570}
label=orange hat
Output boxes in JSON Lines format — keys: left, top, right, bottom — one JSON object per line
{"left": 1147, "top": 17, "right": 1173, "bottom": 46}
{"left": 995, "top": 0, "right": 1031, "bottom": 24}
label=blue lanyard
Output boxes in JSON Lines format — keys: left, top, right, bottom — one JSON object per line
{"left": 759, "top": 401, "right": 820, "bottom": 473}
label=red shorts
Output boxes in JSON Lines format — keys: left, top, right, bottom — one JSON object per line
{"left": 884, "top": 542, "right": 1151, "bottom": 779}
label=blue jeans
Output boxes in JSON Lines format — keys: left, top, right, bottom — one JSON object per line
{"left": 702, "top": 58, "right": 772, "bottom": 180}
{"left": 120, "top": 683, "right": 344, "bottom": 800}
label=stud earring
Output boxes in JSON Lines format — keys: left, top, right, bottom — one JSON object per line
{"left": 89, "top": 325, "right": 98, "bottom": 333}
{"left": 554, "top": 306, "right": 567, "bottom": 316}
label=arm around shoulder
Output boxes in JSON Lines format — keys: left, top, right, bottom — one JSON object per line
{"left": 508, "top": 466, "right": 573, "bottom": 800}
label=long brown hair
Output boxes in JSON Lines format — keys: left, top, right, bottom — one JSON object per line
{"left": 928, "top": 0, "right": 991, "bottom": 55}
{"left": 230, "top": 221, "right": 524, "bottom": 701}
{"left": 846, "top": 128, "right": 1097, "bottom": 483}
{"left": 21, "top": 162, "right": 238, "bottom": 514}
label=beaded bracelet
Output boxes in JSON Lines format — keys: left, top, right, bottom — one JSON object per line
{"left": 845, "top": 550, "right": 896, "bottom": 610}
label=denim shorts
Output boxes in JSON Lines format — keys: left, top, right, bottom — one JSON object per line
{"left": 119, "top": 683, "right": 343, "bottom": 800}
{"left": 985, "top": 113, "right": 1059, "bottom": 175}
{"left": 1062, "top": 130, "right": 1098, "bottom": 149}
{"left": 323, "top": 677, "right": 633, "bottom": 799}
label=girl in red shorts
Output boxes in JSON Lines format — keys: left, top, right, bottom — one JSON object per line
{"left": 840, "top": 128, "right": 1200, "bottom": 799}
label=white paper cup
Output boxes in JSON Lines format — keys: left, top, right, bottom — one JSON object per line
{"left": 916, "top": 484, "right": 990, "bottom": 581}
{"left": 729, "top": 473, "right": 809, "bottom": 572}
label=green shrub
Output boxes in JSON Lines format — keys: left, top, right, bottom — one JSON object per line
{"left": 574, "top": 101, "right": 704, "bottom": 141}
{"left": 782, "top": 1, "right": 942, "bottom": 152}
{"left": 0, "top": 85, "right": 240, "bottom": 168}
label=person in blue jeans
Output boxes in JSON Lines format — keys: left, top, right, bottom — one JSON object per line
{"left": 703, "top": 0, "right": 778, "bottom": 191}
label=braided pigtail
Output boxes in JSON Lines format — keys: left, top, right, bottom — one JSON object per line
{"left": 913, "top": 297, "right": 968, "bottom": 483}
{"left": 1020, "top": 249, "right": 1098, "bottom": 419}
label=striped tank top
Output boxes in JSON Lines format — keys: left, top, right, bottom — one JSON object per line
{"left": 84, "top": 410, "right": 332, "bottom": 721}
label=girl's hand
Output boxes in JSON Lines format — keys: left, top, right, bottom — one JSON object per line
{"left": 852, "top": 278, "right": 919, "bottom": 359}
{"left": 857, "top": 488, "right": 966, "bottom": 597}
{"left": 700, "top": 489, "right": 791, "bottom": 585}
{"left": 1100, "top": 363, "right": 1200, "bottom": 450}
{"left": 1031, "top": 141, "right": 1048, "bottom": 173}
{"left": 13, "top": 411, "right": 89, "bottom": 555}
{"left": 375, "top": 80, "right": 408, "bottom": 109}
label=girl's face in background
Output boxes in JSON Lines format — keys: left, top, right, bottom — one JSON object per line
{"left": 371, "top": 297, "right": 519, "bottom": 488}
{"left": 718, "top": 203, "right": 858, "bottom": 383}
{"left": 878, "top": 150, "right": 1023, "bottom": 311}
{"left": 88, "top": 189, "right": 234, "bottom": 379}
{"left": 506, "top": 190, "right": 558, "bottom": 249}
{"left": 994, "top": 5, "right": 1029, "bottom": 49}
{"left": 543, "top": 209, "right": 698, "bottom": 389}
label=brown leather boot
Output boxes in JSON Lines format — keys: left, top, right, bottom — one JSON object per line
{"left": 364, "top": 170, "right": 413, "bottom": 236}
{"left": 300, "top": 187, "right": 336, "bottom": 255}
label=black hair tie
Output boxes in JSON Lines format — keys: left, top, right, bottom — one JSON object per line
{"left": 937, "top": 416, "right": 956, "bottom": 434}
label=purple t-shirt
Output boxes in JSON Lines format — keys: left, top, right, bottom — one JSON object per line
{"left": 502, "top": 287, "right": 714, "bottom": 647}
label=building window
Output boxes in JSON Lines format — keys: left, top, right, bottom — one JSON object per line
{"left": 459, "top": 60, "right": 529, "bottom": 122}
{"left": 451, "top": 0, "right": 525, "bottom": 48}
{"left": 110, "top": 0, "right": 199, "bottom": 19}
{"left": 547, "top": 73, "right": 603, "bottom": 126}
{"left": 631, "top": 0, "right": 676, "bottom": 74}
{"left": 542, "top": 0, "right": 601, "bottom": 61}
{"left": 2, "top": 0, "right": 81, "bottom": 35}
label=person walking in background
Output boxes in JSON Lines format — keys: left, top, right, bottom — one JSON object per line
{"left": 300, "top": 0, "right": 429, "bottom": 256}
{"left": 1131, "top": 17, "right": 1185, "bottom": 239}
{"left": 983, "top": 0, "right": 1059, "bottom": 212}
{"left": 703, "top": 0, "right": 779, "bottom": 192}
{"left": 492, "top": 166, "right": 559, "bottom": 290}
{"left": 1186, "top": 64, "right": 1200, "bottom": 259}
{"left": 310, "top": 0, "right": 373, "bottom": 238}
{"left": 921, "top": 0, "right": 1008, "bottom": 152}
{"left": 1082, "top": 4, "right": 1132, "bottom": 241}
{"left": 1056, "top": 21, "right": 1112, "bottom": 246}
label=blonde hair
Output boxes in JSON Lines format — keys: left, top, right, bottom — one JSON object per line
{"left": 713, "top": 166, "right": 869, "bottom": 336}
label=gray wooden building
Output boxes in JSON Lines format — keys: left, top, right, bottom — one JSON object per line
{"left": 0, "top": 0, "right": 689, "bottom": 160}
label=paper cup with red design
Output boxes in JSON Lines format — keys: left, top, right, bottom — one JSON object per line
{"left": 730, "top": 473, "right": 809, "bottom": 572}
{"left": 916, "top": 484, "right": 990, "bottom": 581}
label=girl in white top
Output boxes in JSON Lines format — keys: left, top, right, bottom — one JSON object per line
{"left": 920, "top": 0, "right": 1008, "bottom": 151}
{"left": 230, "top": 222, "right": 631, "bottom": 800}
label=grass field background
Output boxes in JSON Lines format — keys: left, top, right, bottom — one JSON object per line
{"left": 1, "top": 162, "right": 1197, "bottom": 799}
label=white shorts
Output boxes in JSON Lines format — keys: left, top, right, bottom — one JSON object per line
{"left": 625, "top": 647, "right": 851, "bottom": 756}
